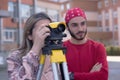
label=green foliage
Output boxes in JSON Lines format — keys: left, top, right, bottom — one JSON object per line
{"left": 106, "top": 46, "right": 120, "bottom": 56}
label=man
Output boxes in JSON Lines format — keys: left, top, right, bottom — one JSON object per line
{"left": 64, "top": 7, "right": 108, "bottom": 80}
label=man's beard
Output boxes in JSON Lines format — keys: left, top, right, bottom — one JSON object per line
{"left": 68, "top": 28, "right": 87, "bottom": 40}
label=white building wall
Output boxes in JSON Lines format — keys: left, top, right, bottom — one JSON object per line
{"left": 117, "top": 7, "right": 120, "bottom": 45}
{"left": 85, "top": 11, "right": 98, "bottom": 21}
{"left": 37, "top": 1, "right": 62, "bottom": 21}
{"left": 0, "top": 18, "right": 3, "bottom": 50}
{"left": 37, "top": 1, "right": 60, "bottom": 10}
{"left": 102, "top": 10, "right": 106, "bottom": 31}
{"left": 109, "top": 9, "right": 113, "bottom": 31}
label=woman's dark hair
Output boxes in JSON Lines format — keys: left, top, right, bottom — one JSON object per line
{"left": 18, "top": 12, "right": 52, "bottom": 57}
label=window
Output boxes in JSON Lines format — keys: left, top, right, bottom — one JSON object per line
{"left": 47, "top": 9, "right": 59, "bottom": 22}
{"left": 112, "top": 0, "right": 118, "bottom": 5}
{"left": 114, "top": 40, "right": 119, "bottom": 45}
{"left": 8, "top": 2, "right": 17, "bottom": 17}
{"left": 21, "top": 4, "right": 31, "bottom": 18}
{"left": 9, "top": 2, "right": 24, "bottom": 18}
{"left": 8, "top": 2, "right": 32, "bottom": 18}
{"left": 113, "top": 11, "right": 117, "bottom": 18}
{"left": 61, "top": 4, "right": 64, "bottom": 11}
{"left": 114, "top": 25, "right": 118, "bottom": 30}
{"left": 105, "top": 13, "right": 109, "bottom": 20}
{"left": 98, "top": 1, "right": 102, "bottom": 9}
{"left": 3, "top": 29, "right": 16, "bottom": 42}
{"left": 104, "top": 0, "right": 109, "bottom": 7}
{"left": 36, "top": 7, "right": 59, "bottom": 21}
{"left": 0, "top": 56, "right": 4, "bottom": 65}
{"left": 66, "top": 3, "right": 70, "bottom": 9}
{"left": 8, "top": 2, "right": 14, "bottom": 12}
{"left": 106, "top": 27, "right": 109, "bottom": 31}
{"left": 98, "top": 14, "right": 102, "bottom": 21}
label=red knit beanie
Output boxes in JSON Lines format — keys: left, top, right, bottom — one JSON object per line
{"left": 65, "top": 7, "right": 86, "bottom": 24}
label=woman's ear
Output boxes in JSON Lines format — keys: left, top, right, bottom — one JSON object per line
{"left": 28, "top": 35, "right": 33, "bottom": 40}
{"left": 66, "top": 26, "right": 68, "bottom": 30}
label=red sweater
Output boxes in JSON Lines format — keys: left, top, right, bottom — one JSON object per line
{"left": 63, "top": 39, "right": 108, "bottom": 80}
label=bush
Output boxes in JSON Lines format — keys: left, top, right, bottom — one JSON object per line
{"left": 106, "top": 46, "right": 120, "bottom": 56}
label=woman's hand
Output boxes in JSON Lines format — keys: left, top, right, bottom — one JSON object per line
{"left": 30, "top": 20, "right": 51, "bottom": 55}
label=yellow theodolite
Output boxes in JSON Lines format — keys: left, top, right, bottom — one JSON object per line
{"left": 37, "top": 22, "right": 70, "bottom": 80}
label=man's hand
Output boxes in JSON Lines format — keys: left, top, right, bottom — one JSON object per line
{"left": 90, "top": 62, "right": 102, "bottom": 73}
{"left": 69, "top": 72, "right": 74, "bottom": 80}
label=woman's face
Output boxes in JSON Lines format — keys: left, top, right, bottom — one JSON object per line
{"left": 33, "top": 19, "right": 50, "bottom": 31}
{"left": 29, "top": 19, "right": 51, "bottom": 41}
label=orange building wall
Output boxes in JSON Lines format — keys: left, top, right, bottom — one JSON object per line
{"left": 70, "top": 0, "right": 98, "bottom": 11}
{"left": 0, "top": 0, "right": 8, "bottom": 10}
{"left": 3, "top": 18, "right": 17, "bottom": 28}
{"left": 21, "top": 0, "right": 33, "bottom": 5}
{"left": 9, "top": 0, "right": 33, "bottom": 5}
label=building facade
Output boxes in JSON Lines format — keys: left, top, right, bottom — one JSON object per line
{"left": 97, "top": 0, "right": 120, "bottom": 45}
{"left": 1, "top": 0, "right": 120, "bottom": 52}
{"left": 0, "top": 0, "right": 61, "bottom": 51}
{"left": 61, "top": 0, "right": 113, "bottom": 45}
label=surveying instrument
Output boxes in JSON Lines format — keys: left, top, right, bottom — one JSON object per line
{"left": 37, "top": 22, "right": 70, "bottom": 80}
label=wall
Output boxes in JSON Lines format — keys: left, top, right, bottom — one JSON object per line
{"left": 0, "top": 0, "right": 8, "bottom": 10}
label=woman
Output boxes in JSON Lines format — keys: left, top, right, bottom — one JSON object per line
{"left": 7, "top": 12, "right": 54, "bottom": 80}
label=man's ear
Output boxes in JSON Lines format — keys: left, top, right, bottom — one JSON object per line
{"left": 28, "top": 35, "right": 33, "bottom": 40}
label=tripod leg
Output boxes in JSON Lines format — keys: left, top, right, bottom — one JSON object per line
{"left": 37, "top": 64, "right": 44, "bottom": 80}
{"left": 50, "top": 50, "right": 70, "bottom": 80}
{"left": 62, "top": 62, "right": 70, "bottom": 80}
{"left": 52, "top": 63, "right": 60, "bottom": 80}
{"left": 60, "top": 63, "right": 65, "bottom": 80}
{"left": 37, "top": 55, "right": 45, "bottom": 80}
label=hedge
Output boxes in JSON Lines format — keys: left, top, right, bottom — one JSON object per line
{"left": 106, "top": 46, "right": 120, "bottom": 56}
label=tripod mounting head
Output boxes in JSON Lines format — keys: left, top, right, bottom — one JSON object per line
{"left": 42, "top": 22, "right": 67, "bottom": 55}
{"left": 46, "top": 22, "right": 67, "bottom": 41}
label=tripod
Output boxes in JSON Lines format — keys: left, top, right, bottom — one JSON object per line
{"left": 36, "top": 22, "right": 70, "bottom": 80}
{"left": 36, "top": 49, "right": 70, "bottom": 80}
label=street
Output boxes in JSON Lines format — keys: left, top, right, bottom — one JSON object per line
{"left": 107, "top": 56, "right": 120, "bottom": 80}
{"left": 0, "top": 56, "right": 120, "bottom": 80}
{"left": 0, "top": 68, "right": 8, "bottom": 80}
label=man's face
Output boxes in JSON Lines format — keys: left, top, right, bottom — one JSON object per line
{"left": 68, "top": 16, "right": 87, "bottom": 40}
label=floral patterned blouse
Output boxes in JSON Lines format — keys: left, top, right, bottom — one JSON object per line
{"left": 6, "top": 50, "right": 54, "bottom": 80}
